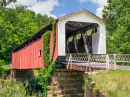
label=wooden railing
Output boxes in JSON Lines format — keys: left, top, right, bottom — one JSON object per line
{"left": 58, "top": 53, "right": 130, "bottom": 70}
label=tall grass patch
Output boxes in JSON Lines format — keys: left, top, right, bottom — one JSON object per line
{"left": 90, "top": 69, "right": 130, "bottom": 97}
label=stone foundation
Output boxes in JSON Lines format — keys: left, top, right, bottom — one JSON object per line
{"left": 47, "top": 68, "right": 84, "bottom": 97}
{"left": 11, "top": 69, "right": 34, "bottom": 81}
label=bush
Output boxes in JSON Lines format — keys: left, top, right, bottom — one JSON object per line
{"left": 0, "top": 67, "right": 11, "bottom": 77}
{"left": 0, "top": 59, "right": 5, "bottom": 66}
{"left": 0, "top": 59, "right": 11, "bottom": 77}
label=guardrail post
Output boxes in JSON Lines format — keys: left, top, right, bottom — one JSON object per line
{"left": 106, "top": 54, "right": 109, "bottom": 70}
{"left": 67, "top": 54, "right": 72, "bottom": 69}
{"left": 106, "top": 54, "right": 108, "bottom": 70}
{"left": 108, "top": 54, "right": 109, "bottom": 70}
{"left": 114, "top": 54, "right": 116, "bottom": 70}
{"left": 88, "top": 54, "right": 90, "bottom": 72}
{"left": 70, "top": 54, "right": 72, "bottom": 65}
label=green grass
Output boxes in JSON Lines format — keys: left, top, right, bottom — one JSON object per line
{"left": 0, "top": 69, "right": 42, "bottom": 97}
{"left": 0, "top": 78, "right": 27, "bottom": 97}
{"left": 90, "top": 69, "right": 130, "bottom": 97}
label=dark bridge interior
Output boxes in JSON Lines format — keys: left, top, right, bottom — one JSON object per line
{"left": 65, "top": 21, "right": 98, "bottom": 54}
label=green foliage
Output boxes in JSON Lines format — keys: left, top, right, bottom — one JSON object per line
{"left": 76, "top": 33, "right": 81, "bottom": 39}
{"left": 0, "top": 59, "right": 5, "bottom": 66}
{"left": 0, "top": 5, "right": 55, "bottom": 63}
{"left": 50, "top": 20, "right": 56, "bottom": 62}
{"left": 86, "top": 29, "right": 92, "bottom": 36}
{"left": 92, "top": 87, "right": 98, "bottom": 96}
{"left": 68, "top": 36, "right": 73, "bottom": 42}
{"left": 0, "top": 0, "right": 16, "bottom": 6}
{"left": 0, "top": 5, "right": 56, "bottom": 96}
{"left": 83, "top": 74, "right": 98, "bottom": 96}
{"left": 0, "top": 59, "right": 7, "bottom": 77}
{"left": 103, "top": 0, "right": 130, "bottom": 54}
{"left": 42, "top": 31, "right": 51, "bottom": 68}
{"left": 0, "top": 77, "right": 42, "bottom": 97}
{"left": 37, "top": 21, "right": 57, "bottom": 96}
{"left": 0, "top": 67, "right": 10, "bottom": 77}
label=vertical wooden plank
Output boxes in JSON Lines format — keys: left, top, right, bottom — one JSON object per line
{"left": 21, "top": 48, "right": 23, "bottom": 69}
{"left": 29, "top": 44, "right": 31, "bottom": 69}
{"left": 38, "top": 38, "right": 40, "bottom": 68}
{"left": 26, "top": 45, "right": 28, "bottom": 69}
{"left": 20, "top": 48, "right": 24, "bottom": 68}
{"left": 31, "top": 40, "right": 34, "bottom": 68}
{"left": 18, "top": 51, "right": 19, "bottom": 69}
{"left": 36, "top": 40, "right": 38, "bottom": 68}
{"left": 34, "top": 40, "right": 36, "bottom": 68}
{"left": 16, "top": 52, "right": 18, "bottom": 69}
{"left": 13, "top": 53, "right": 14, "bottom": 68}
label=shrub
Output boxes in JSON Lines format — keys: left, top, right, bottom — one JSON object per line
{"left": 0, "top": 59, "right": 5, "bottom": 66}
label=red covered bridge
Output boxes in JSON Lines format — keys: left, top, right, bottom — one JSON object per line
{"left": 12, "top": 9, "right": 107, "bottom": 69}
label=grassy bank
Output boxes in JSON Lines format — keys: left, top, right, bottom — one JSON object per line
{"left": 90, "top": 69, "right": 130, "bottom": 97}
{"left": 0, "top": 69, "right": 42, "bottom": 97}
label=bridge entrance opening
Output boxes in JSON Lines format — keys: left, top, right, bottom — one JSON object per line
{"left": 65, "top": 21, "right": 98, "bottom": 54}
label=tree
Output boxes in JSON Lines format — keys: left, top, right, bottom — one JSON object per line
{"left": 102, "top": 0, "right": 130, "bottom": 54}
{"left": 0, "top": 0, "right": 16, "bottom": 6}
{"left": 0, "top": 5, "right": 55, "bottom": 63}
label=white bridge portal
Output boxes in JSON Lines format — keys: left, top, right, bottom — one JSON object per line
{"left": 57, "top": 9, "right": 107, "bottom": 56}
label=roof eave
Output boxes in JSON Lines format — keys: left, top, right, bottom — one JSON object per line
{"left": 56, "top": 9, "right": 108, "bottom": 24}
{"left": 12, "top": 23, "right": 52, "bottom": 52}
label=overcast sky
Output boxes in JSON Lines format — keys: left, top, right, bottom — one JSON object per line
{"left": 6, "top": 0, "right": 108, "bottom": 18}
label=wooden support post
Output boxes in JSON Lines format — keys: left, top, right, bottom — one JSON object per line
{"left": 74, "top": 36, "right": 78, "bottom": 53}
{"left": 67, "top": 40, "right": 70, "bottom": 53}
{"left": 81, "top": 32, "right": 89, "bottom": 54}
{"left": 67, "top": 54, "right": 72, "bottom": 69}
{"left": 114, "top": 54, "right": 116, "bottom": 70}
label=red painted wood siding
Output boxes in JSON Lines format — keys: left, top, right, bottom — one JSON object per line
{"left": 12, "top": 37, "right": 44, "bottom": 69}
{"left": 12, "top": 23, "right": 58, "bottom": 69}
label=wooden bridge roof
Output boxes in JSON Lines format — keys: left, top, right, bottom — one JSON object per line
{"left": 57, "top": 9, "right": 107, "bottom": 24}
{"left": 65, "top": 21, "right": 98, "bottom": 37}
